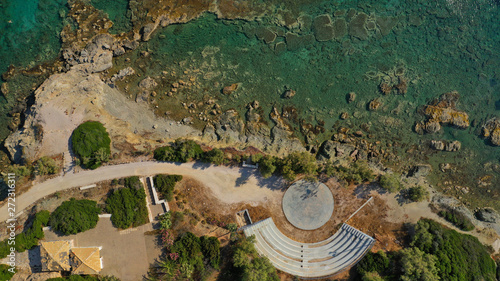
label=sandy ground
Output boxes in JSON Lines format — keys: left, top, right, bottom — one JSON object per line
{"left": 0, "top": 161, "right": 284, "bottom": 222}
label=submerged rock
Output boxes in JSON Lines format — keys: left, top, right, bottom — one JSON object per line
{"left": 349, "top": 12, "right": 369, "bottom": 40}
{"left": 347, "top": 92, "right": 356, "bottom": 103}
{"left": 255, "top": 27, "right": 276, "bottom": 44}
{"left": 368, "top": 99, "right": 382, "bottom": 111}
{"left": 312, "top": 14, "right": 334, "bottom": 41}
{"left": 332, "top": 18, "right": 348, "bottom": 39}
{"left": 298, "top": 14, "right": 312, "bottom": 33}
{"left": 222, "top": 83, "right": 239, "bottom": 95}
{"left": 285, "top": 32, "right": 314, "bottom": 51}
{"left": 282, "top": 89, "right": 296, "bottom": 99}
{"left": 376, "top": 16, "right": 399, "bottom": 36}
{"left": 139, "top": 77, "right": 158, "bottom": 89}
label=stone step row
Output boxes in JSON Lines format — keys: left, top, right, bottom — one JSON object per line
{"left": 243, "top": 218, "right": 375, "bottom": 278}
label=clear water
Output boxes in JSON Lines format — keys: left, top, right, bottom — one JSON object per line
{"left": 1, "top": 0, "right": 500, "bottom": 208}
{"left": 91, "top": 0, "right": 131, "bottom": 34}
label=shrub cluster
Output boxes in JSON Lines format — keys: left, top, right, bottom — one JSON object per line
{"left": 407, "top": 185, "right": 429, "bottom": 202}
{"left": 47, "top": 275, "right": 121, "bottom": 281}
{"left": 49, "top": 199, "right": 100, "bottom": 235}
{"left": 437, "top": 208, "right": 474, "bottom": 231}
{"left": 35, "top": 156, "right": 60, "bottom": 175}
{"left": 148, "top": 232, "right": 221, "bottom": 280}
{"left": 326, "top": 161, "right": 375, "bottom": 184}
{"left": 357, "top": 219, "right": 496, "bottom": 280}
{"left": 378, "top": 173, "right": 402, "bottom": 193}
{"left": 72, "top": 121, "right": 111, "bottom": 169}
{"left": 154, "top": 139, "right": 203, "bottom": 163}
{"left": 229, "top": 235, "right": 279, "bottom": 281}
{"left": 0, "top": 210, "right": 50, "bottom": 259}
{"left": 153, "top": 174, "right": 183, "bottom": 201}
{"left": 0, "top": 264, "right": 15, "bottom": 281}
{"left": 106, "top": 179, "right": 149, "bottom": 229}
{"left": 251, "top": 152, "right": 317, "bottom": 181}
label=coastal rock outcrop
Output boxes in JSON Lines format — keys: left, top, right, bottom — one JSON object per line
{"left": 481, "top": 117, "right": 500, "bottom": 146}
{"left": 415, "top": 91, "right": 469, "bottom": 134}
{"left": 430, "top": 140, "right": 461, "bottom": 151}
{"left": 475, "top": 208, "right": 500, "bottom": 223}
{"left": 317, "top": 140, "right": 357, "bottom": 161}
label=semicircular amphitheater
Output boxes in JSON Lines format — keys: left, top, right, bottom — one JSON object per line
{"left": 242, "top": 180, "right": 375, "bottom": 279}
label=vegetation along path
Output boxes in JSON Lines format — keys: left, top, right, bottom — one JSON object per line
{"left": 1, "top": 161, "right": 286, "bottom": 222}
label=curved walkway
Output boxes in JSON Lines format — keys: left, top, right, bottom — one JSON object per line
{"left": 243, "top": 218, "right": 375, "bottom": 279}
{"left": 1, "top": 161, "right": 286, "bottom": 222}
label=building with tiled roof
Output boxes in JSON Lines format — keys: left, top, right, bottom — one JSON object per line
{"left": 70, "top": 247, "right": 102, "bottom": 275}
{"left": 40, "top": 240, "right": 72, "bottom": 272}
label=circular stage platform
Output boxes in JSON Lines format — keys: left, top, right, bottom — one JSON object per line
{"left": 282, "top": 180, "right": 334, "bottom": 230}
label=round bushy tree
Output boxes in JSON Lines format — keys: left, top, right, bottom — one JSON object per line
{"left": 49, "top": 199, "right": 100, "bottom": 235}
{"left": 71, "top": 121, "right": 111, "bottom": 169}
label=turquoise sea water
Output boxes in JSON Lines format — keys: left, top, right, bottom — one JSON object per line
{"left": 0, "top": 0, "right": 67, "bottom": 143}
{"left": 112, "top": 0, "right": 500, "bottom": 208}
{"left": 0, "top": 0, "right": 499, "bottom": 208}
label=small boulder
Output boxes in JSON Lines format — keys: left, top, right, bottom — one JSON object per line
{"left": 430, "top": 140, "right": 445, "bottom": 151}
{"left": 139, "top": 76, "right": 157, "bottom": 89}
{"left": 445, "top": 140, "right": 461, "bottom": 151}
{"left": 368, "top": 99, "right": 381, "bottom": 111}
{"left": 313, "top": 14, "right": 335, "bottom": 41}
{"left": 347, "top": 92, "right": 356, "bottom": 103}
{"left": 349, "top": 12, "right": 369, "bottom": 40}
{"left": 407, "top": 164, "right": 432, "bottom": 178}
{"left": 1, "top": 83, "right": 9, "bottom": 96}
{"left": 282, "top": 89, "right": 296, "bottom": 99}
{"left": 222, "top": 83, "right": 239, "bottom": 95}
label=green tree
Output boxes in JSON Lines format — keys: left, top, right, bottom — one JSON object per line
{"left": 357, "top": 251, "right": 390, "bottom": 275}
{"left": 379, "top": 173, "right": 402, "bottom": 193}
{"left": 408, "top": 186, "right": 429, "bottom": 202}
{"left": 174, "top": 139, "right": 203, "bottom": 162}
{"left": 400, "top": 247, "right": 440, "bottom": 281}
{"left": 106, "top": 186, "right": 148, "bottom": 229}
{"left": 200, "top": 236, "right": 221, "bottom": 269}
{"left": 154, "top": 146, "right": 177, "bottom": 162}
{"left": 258, "top": 156, "right": 276, "bottom": 178}
{"left": 49, "top": 199, "right": 100, "bottom": 235}
{"left": 153, "top": 174, "right": 182, "bottom": 201}
{"left": 410, "top": 219, "right": 496, "bottom": 280}
{"left": 123, "top": 176, "right": 142, "bottom": 189}
{"left": 203, "top": 148, "right": 225, "bottom": 165}
{"left": 71, "top": 121, "right": 111, "bottom": 169}
{"left": 242, "top": 257, "right": 280, "bottom": 281}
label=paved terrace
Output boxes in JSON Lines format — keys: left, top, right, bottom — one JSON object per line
{"left": 243, "top": 218, "right": 375, "bottom": 279}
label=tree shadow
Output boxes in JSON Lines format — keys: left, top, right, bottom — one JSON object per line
{"left": 233, "top": 167, "right": 288, "bottom": 191}
{"left": 395, "top": 189, "right": 409, "bottom": 206}
{"left": 353, "top": 182, "right": 386, "bottom": 199}
{"left": 191, "top": 161, "right": 211, "bottom": 170}
{"left": 234, "top": 167, "right": 253, "bottom": 187}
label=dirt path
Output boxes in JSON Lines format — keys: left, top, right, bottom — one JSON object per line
{"left": 0, "top": 161, "right": 285, "bottom": 222}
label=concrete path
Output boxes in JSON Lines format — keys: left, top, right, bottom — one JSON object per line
{"left": 1, "top": 161, "right": 286, "bottom": 222}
